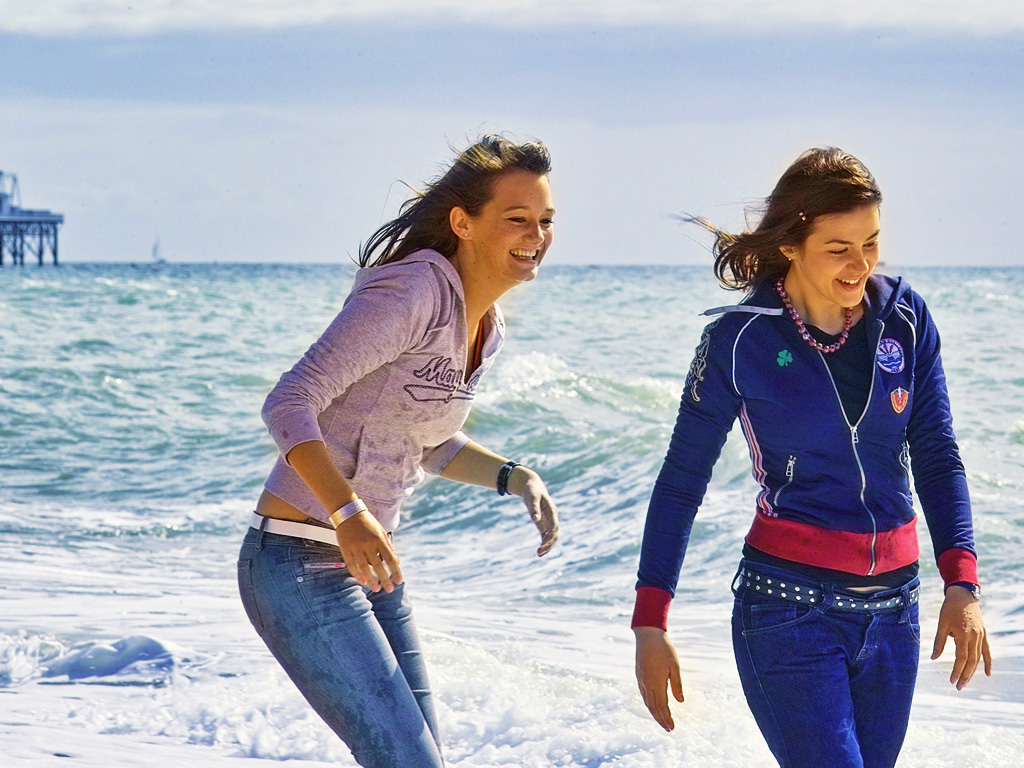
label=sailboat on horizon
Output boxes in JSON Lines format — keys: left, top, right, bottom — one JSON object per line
{"left": 152, "top": 235, "right": 166, "bottom": 264}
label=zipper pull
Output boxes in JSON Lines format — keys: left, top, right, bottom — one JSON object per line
{"left": 851, "top": 426, "right": 859, "bottom": 444}
{"left": 785, "top": 455, "right": 795, "bottom": 477}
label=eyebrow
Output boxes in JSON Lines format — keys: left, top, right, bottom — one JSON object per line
{"left": 824, "top": 229, "right": 880, "bottom": 245}
{"left": 502, "top": 205, "right": 556, "bottom": 214}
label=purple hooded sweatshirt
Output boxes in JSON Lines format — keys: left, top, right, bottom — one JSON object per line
{"left": 261, "top": 249, "right": 505, "bottom": 531}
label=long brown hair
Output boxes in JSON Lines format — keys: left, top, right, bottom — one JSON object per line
{"left": 358, "top": 135, "right": 552, "bottom": 268}
{"left": 688, "top": 147, "right": 882, "bottom": 291}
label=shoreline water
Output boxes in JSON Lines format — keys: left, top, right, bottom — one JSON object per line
{"left": 2, "top": 263, "right": 1022, "bottom": 765}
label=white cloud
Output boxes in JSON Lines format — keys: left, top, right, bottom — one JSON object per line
{"left": 1, "top": 0, "right": 1023, "bottom": 36}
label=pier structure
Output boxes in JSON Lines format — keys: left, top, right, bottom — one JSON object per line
{"left": 0, "top": 171, "right": 64, "bottom": 266}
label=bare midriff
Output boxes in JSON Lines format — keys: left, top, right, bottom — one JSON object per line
{"left": 256, "top": 488, "right": 313, "bottom": 522}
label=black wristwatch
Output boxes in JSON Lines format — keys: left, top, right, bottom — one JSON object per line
{"left": 949, "top": 582, "right": 981, "bottom": 601}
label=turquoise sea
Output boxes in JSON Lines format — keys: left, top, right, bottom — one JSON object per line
{"left": 1, "top": 263, "right": 1022, "bottom": 766}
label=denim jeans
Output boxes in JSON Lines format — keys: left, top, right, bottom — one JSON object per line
{"left": 731, "top": 560, "right": 921, "bottom": 768}
{"left": 237, "top": 525, "right": 444, "bottom": 768}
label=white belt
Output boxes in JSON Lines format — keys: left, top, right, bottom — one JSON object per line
{"left": 249, "top": 512, "right": 337, "bottom": 546}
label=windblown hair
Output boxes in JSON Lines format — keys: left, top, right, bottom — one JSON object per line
{"left": 358, "top": 135, "right": 552, "bottom": 268}
{"left": 688, "top": 147, "right": 882, "bottom": 291}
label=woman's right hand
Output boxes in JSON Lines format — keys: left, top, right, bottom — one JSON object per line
{"left": 634, "top": 626, "right": 685, "bottom": 732}
{"left": 335, "top": 511, "right": 403, "bottom": 593}
{"left": 284, "top": 441, "right": 401, "bottom": 592}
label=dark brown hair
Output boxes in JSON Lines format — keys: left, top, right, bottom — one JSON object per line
{"left": 358, "top": 135, "right": 552, "bottom": 268}
{"left": 689, "top": 147, "right": 882, "bottom": 291}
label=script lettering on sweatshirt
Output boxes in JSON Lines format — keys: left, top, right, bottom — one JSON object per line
{"left": 404, "top": 355, "right": 478, "bottom": 403}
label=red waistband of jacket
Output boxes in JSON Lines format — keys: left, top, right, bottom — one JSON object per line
{"left": 745, "top": 512, "right": 919, "bottom": 576}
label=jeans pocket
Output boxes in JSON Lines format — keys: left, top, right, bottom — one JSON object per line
{"left": 237, "top": 560, "right": 265, "bottom": 635}
{"left": 742, "top": 599, "right": 816, "bottom": 635}
{"left": 905, "top": 620, "right": 921, "bottom": 644}
{"left": 296, "top": 549, "right": 349, "bottom": 582}
{"left": 903, "top": 610, "right": 921, "bottom": 644}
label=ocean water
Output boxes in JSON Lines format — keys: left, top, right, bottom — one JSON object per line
{"left": 1, "top": 262, "right": 1022, "bottom": 767}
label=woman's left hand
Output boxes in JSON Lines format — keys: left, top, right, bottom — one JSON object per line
{"left": 510, "top": 467, "right": 559, "bottom": 557}
{"left": 931, "top": 585, "right": 992, "bottom": 690}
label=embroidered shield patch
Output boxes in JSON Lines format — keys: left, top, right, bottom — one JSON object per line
{"left": 876, "top": 338, "right": 905, "bottom": 373}
{"left": 890, "top": 387, "right": 909, "bottom": 414}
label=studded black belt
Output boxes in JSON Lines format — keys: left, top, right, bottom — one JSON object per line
{"left": 735, "top": 566, "right": 919, "bottom": 613}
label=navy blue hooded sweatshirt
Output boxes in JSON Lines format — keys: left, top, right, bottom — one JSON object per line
{"left": 633, "top": 274, "right": 978, "bottom": 629}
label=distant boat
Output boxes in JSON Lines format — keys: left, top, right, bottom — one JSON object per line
{"left": 152, "top": 236, "right": 166, "bottom": 264}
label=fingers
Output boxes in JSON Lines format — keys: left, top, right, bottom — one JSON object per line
{"left": 381, "top": 545, "right": 403, "bottom": 587}
{"left": 950, "top": 633, "right": 972, "bottom": 689}
{"left": 514, "top": 470, "right": 561, "bottom": 557}
{"left": 530, "top": 495, "right": 559, "bottom": 557}
{"left": 364, "top": 543, "right": 403, "bottom": 593}
{"left": 933, "top": 597, "right": 990, "bottom": 690}
{"left": 669, "top": 663, "right": 685, "bottom": 703}
{"left": 335, "top": 513, "right": 402, "bottom": 593}
{"left": 528, "top": 501, "right": 541, "bottom": 523}
{"left": 931, "top": 622, "right": 948, "bottom": 661}
{"left": 347, "top": 548, "right": 385, "bottom": 592}
{"left": 638, "top": 677, "right": 675, "bottom": 732}
{"left": 634, "top": 628, "right": 681, "bottom": 732}
{"left": 952, "top": 625, "right": 987, "bottom": 690}
{"left": 536, "top": 505, "right": 561, "bottom": 561}
{"left": 982, "top": 633, "right": 993, "bottom": 677}
{"left": 652, "top": 687, "right": 675, "bottom": 732}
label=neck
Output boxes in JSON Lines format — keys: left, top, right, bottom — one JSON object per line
{"left": 463, "top": 286, "right": 499, "bottom": 330}
{"left": 782, "top": 273, "right": 848, "bottom": 335}
{"left": 450, "top": 249, "right": 513, "bottom": 328}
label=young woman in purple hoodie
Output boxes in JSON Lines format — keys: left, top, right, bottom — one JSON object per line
{"left": 238, "top": 136, "right": 560, "bottom": 767}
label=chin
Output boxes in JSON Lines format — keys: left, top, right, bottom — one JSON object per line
{"left": 518, "top": 269, "right": 539, "bottom": 283}
{"left": 514, "top": 259, "right": 542, "bottom": 282}
{"left": 836, "top": 292, "right": 865, "bottom": 309}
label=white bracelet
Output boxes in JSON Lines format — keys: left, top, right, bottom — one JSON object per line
{"left": 329, "top": 498, "right": 369, "bottom": 529}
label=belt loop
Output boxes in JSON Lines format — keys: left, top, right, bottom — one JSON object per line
{"left": 731, "top": 562, "right": 745, "bottom": 596}
{"left": 899, "top": 583, "right": 913, "bottom": 624}
{"left": 255, "top": 512, "right": 269, "bottom": 551}
{"left": 821, "top": 582, "right": 835, "bottom": 610}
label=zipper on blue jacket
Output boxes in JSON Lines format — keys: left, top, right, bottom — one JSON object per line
{"left": 773, "top": 454, "right": 796, "bottom": 506}
{"left": 817, "top": 320, "right": 884, "bottom": 576}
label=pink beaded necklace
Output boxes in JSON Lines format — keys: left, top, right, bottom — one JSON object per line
{"left": 775, "top": 277, "right": 853, "bottom": 354}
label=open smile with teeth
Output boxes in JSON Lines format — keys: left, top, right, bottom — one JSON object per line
{"left": 510, "top": 249, "right": 540, "bottom": 262}
{"left": 837, "top": 277, "right": 863, "bottom": 286}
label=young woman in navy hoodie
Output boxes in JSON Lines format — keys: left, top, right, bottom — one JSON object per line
{"left": 632, "top": 148, "right": 990, "bottom": 768}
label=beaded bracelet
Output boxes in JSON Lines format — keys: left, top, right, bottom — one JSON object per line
{"left": 496, "top": 460, "right": 521, "bottom": 496}
{"left": 329, "top": 498, "right": 370, "bottom": 529}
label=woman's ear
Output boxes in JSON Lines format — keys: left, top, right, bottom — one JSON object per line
{"left": 779, "top": 243, "right": 798, "bottom": 262}
{"left": 449, "top": 207, "right": 471, "bottom": 240}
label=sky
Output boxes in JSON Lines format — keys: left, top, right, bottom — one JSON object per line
{"left": 1, "top": 1, "right": 1022, "bottom": 267}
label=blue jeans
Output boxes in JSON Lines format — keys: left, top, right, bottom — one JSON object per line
{"left": 237, "top": 525, "right": 444, "bottom": 768}
{"left": 731, "top": 560, "right": 920, "bottom": 768}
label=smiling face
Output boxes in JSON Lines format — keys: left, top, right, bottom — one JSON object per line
{"left": 780, "top": 205, "right": 880, "bottom": 327}
{"left": 450, "top": 169, "right": 554, "bottom": 289}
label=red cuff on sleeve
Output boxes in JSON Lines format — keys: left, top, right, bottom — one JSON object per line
{"left": 937, "top": 548, "right": 979, "bottom": 588}
{"left": 631, "top": 587, "right": 672, "bottom": 631}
